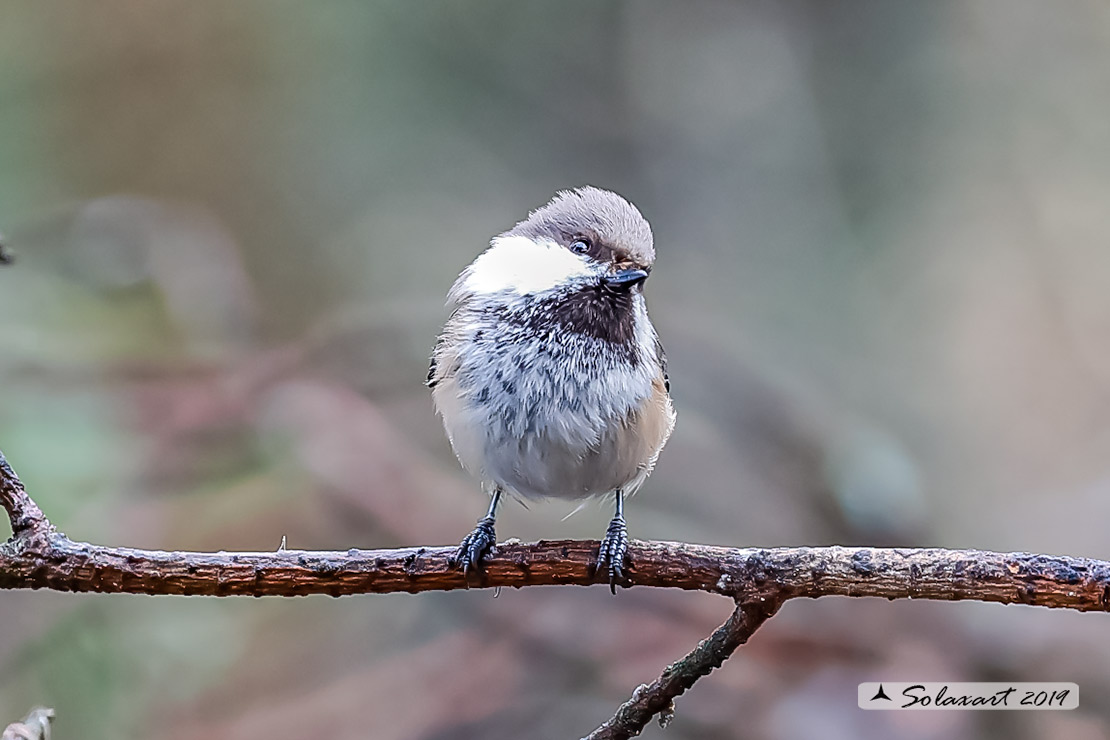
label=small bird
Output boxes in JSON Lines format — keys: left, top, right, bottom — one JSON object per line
{"left": 429, "top": 187, "right": 675, "bottom": 591}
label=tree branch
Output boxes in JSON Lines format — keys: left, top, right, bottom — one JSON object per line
{"left": 0, "top": 451, "right": 49, "bottom": 543}
{"left": 583, "top": 595, "right": 782, "bottom": 740}
{"left": 4, "top": 450, "right": 1110, "bottom": 737}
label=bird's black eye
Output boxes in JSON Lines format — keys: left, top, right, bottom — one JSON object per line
{"left": 570, "top": 238, "right": 590, "bottom": 254}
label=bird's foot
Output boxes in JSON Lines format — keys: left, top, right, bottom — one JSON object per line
{"left": 596, "top": 514, "right": 629, "bottom": 594}
{"left": 451, "top": 516, "right": 497, "bottom": 575}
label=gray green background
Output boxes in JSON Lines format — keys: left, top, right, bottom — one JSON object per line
{"left": 2, "top": 2, "right": 1110, "bottom": 739}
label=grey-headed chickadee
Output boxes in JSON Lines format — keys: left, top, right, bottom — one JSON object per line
{"left": 429, "top": 187, "right": 675, "bottom": 591}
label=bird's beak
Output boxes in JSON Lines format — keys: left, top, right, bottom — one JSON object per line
{"left": 601, "top": 267, "right": 650, "bottom": 289}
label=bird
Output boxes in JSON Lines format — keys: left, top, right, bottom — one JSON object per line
{"left": 428, "top": 186, "right": 675, "bottom": 592}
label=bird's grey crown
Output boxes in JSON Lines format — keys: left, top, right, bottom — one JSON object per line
{"left": 507, "top": 186, "right": 655, "bottom": 267}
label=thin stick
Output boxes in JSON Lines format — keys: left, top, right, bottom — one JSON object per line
{"left": 583, "top": 595, "right": 782, "bottom": 739}
{"left": 0, "top": 451, "right": 48, "bottom": 540}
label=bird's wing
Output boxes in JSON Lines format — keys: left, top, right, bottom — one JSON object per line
{"left": 427, "top": 311, "right": 466, "bottom": 389}
{"left": 654, "top": 336, "right": 670, "bottom": 394}
{"left": 426, "top": 338, "right": 441, "bottom": 388}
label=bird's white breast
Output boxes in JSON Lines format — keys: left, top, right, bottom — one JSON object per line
{"left": 435, "top": 293, "right": 667, "bottom": 500}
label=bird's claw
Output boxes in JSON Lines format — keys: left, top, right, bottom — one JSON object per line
{"left": 596, "top": 515, "right": 629, "bottom": 594}
{"left": 452, "top": 516, "right": 497, "bottom": 576}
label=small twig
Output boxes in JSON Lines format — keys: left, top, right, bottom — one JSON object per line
{"left": 0, "top": 450, "right": 49, "bottom": 542}
{"left": 584, "top": 595, "right": 782, "bottom": 739}
{"left": 2, "top": 707, "right": 54, "bottom": 740}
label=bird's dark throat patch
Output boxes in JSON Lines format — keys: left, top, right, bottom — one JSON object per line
{"left": 529, "top": 284, "right": 639, "bottom": 359}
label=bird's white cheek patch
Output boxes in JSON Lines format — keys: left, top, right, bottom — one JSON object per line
{"left": 457, "top": 235, "right": 592, "bottom": 298}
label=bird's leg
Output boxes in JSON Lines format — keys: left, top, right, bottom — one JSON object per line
{"left": 596, "top": 489, "right": 629, "bottom": 594}
{"left": 452, "top": 486, "right": 501, "bottom": 575}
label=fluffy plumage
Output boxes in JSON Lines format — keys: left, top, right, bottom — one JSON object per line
{"left": 431, "top": 186, "right": 675, "bottom": 586}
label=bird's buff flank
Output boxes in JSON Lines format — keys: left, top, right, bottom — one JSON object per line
{"left": 429, "top": 187, "right": 675, "bottom": 591}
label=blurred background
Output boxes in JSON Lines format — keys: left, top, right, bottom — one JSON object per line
{"left": 2, "top": 1, "right": 1110, "bottom": 738}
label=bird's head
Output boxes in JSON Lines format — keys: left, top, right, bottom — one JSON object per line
{"left": 451, "top": 186, "right": 655, "bottom": 306}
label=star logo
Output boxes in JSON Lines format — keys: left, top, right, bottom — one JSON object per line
{"left": 871, "top": 684, "right": 892, "bottom": 702}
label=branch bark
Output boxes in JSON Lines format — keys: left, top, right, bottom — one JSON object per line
{"left": 583, "top": 595, "right": 782, "bottom": 740}
{"left": 0, "top": 451, "right": 49, "bottom": 541}
{"left": 4, "top": 449, "right": 1110, "bottom": 737}
{"left": 4, "top": 525, "right": 1109, "bottom": 610}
